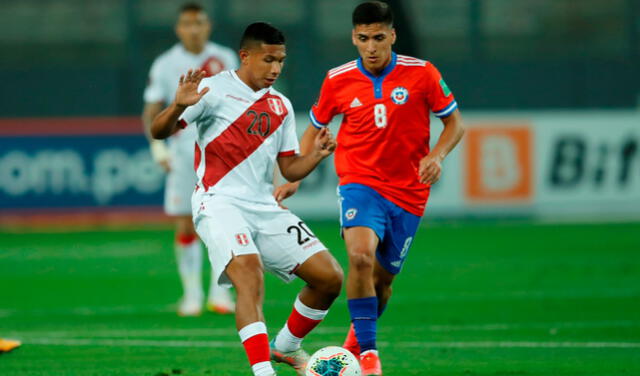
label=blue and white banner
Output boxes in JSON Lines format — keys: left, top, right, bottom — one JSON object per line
{"left": 0, "top": 118, "right": 165, "bottom": 211}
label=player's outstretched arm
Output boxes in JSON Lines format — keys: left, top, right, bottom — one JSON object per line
{"left": 151, "top": 69, "right": 209, "bottom": 139}
{"left": 419, "top": 109, "right": 465, "bottom": 185}
{"left": 142, "top": 102, "right": 172, "bottom": 171}
{"left": 277, "top": 127, "right": 335, "bottom": 183}
{"left": 273, "top": 124, "right": 322, "bottom": 202}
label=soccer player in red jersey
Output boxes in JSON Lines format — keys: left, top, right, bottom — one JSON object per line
{"left": 275, "top": 2, "right": 465, "bottom": 375}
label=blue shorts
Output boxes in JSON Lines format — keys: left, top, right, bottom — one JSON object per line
{"left": 338, "top": 183, "right": 421, "bottom": 275}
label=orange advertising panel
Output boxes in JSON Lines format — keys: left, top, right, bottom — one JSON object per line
{"left": 465, "top": 125, "right": 533, "bottom": 203}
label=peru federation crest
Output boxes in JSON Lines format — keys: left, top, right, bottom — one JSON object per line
{"left": 200, "top": 56, "right": 225, "bottom": 77}
{"left": 391, "top": 86, "right": 409, "bottom": 105}
{"left": 268, "top": 97, "right": 285, "bottom": 115}
{"left": 235, "top": 233, "right": 250, "bottom": 246}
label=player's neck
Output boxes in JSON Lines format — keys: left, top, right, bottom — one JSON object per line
{"left": 235, "top": 69, "right": 262, "bottom": 92}
{"left": 183, "top": 44, "right": 205, "bottom": 55}
{"left": 363, "top": 54, "right": 393, "bottom": 76}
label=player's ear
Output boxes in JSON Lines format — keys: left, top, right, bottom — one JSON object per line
{"left": 390, "top": 28, "right": 397, "bottom": 45}
{"left": 239, "top": 49, "right": 250, "bottom": 65}
{"left": 351, "top": 29, "right": 358, "bottom": 46}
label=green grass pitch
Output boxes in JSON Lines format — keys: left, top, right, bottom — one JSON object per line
{"left": 1, "top": 221, "right": 639, "bottom": 375}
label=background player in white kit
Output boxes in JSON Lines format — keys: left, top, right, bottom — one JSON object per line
{"left": 151, "top": 23, "right": 344, "bottom": 376}
{"left": 142, "top": 2, "right": 238, "bottom": 316}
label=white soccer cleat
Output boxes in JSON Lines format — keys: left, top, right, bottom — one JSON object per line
{"left": 206, "top": 283, "right": 235, "bottom": 314}
{"left": 270, "top": 339, "right": 309, "bottom": 376}
{"left": 177, "top": 296, "right": 203, "bottom": 317}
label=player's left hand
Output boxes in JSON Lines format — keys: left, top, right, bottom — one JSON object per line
{"left": 273, "top": 182, "right": 300, "bottom": 205}
{"left": 313, "top": 127, "right": 337, "bottom": 158}
{"left": 418, "top": 154, "right": 443, "bottom": 185}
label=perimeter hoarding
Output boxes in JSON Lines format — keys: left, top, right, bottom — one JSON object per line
{"left": 1, "top": 112, "right": 638, "bottom": 221}
{"left": 0, "top": 118, "right": 164, "bottom": 213}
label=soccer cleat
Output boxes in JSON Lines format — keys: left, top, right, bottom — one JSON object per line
{"left": 360, "top": 350, "right": 382, "bottom": 376}
{"left": 206, "top": 300, "right": 235, "bottom": 314}
{"left": 177, "top": 296, "right": 203, "bottom": 317}
{"left": 0, "top": 338, "right": 21, "bottom": 353}
{"left": 342, "top": 323, "right": 361, "bottom": 358}
{"left": 270, "top": 339, "right": 310, "bottom": 376}
{"left": 206, "top": 285, "right": 235, "bottom": 314}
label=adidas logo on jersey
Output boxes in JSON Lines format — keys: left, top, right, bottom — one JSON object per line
{"left": 350, "top": 97, "right": 363, "bottom": 108}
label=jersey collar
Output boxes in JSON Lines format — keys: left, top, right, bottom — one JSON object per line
{"left": 356, "top": 52, "right": 397, "bottom": 99}
{"left": 230, "top": 70, "right": 270, "bottom": 97}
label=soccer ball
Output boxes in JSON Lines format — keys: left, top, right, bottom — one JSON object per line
{"left": 305, "top": 346, "right": 361, "bottom": 376}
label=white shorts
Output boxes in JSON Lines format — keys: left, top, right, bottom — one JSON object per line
{"left": 192, "top": 194, "right": 327, "bottom": 287}
{"left": 164, "top": 127, "right": 198, "bottom": 216}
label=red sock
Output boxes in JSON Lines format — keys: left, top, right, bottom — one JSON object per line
{"left": 287, "top": 305, "right": 323, "bottom": 338}
{"left": 238, "top": 322, "right": 270, "bottom": 366}
{"left": 176, "top": 232, "right": 197, "bottom": 246}
{"left": 288, "top": 296, "right": 328, "bottom": 338}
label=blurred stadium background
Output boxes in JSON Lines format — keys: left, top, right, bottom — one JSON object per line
{"left": 1, "top": 1, "right": 639, "bottom": 375}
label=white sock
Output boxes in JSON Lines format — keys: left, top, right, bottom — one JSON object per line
{"left": 274, "top": 325, "right": 302, "bottom": 353}
{"left": 251, "top": 361, "right": 275, "bottom": 376}
{"left": 175, "top": 237, "right": 203, "bottom": 300}
{"left": 274, "top": 296, "right": 328, "bottom": 352}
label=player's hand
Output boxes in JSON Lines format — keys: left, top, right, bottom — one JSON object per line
{"left": 150, "top": 139, "right": 171, "bottom": 172}
{"left": 175, "top": 69, "right": 210, "bottom": 108}
{"left": 273, "top": 182, "right": 300, "bottom": 205}
{"left": 418, "top": 153, "right": 443, "bottom": 185}
{"left": 313, "top": 127, "right": 336, "bottom": 158}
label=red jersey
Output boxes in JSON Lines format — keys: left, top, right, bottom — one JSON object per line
{"left": 310, "top": 53, "right": 457, "bottom": 216}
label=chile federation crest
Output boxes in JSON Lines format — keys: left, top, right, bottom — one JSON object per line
{"left": 391, "top": 86, "right": 409, "bottom": 105}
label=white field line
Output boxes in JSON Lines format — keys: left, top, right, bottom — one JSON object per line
{"left": 5, "top": 320, "right": 639, "bottom": 339}
{"left": 19, "top": 338, "right": 640, "bottom": 349}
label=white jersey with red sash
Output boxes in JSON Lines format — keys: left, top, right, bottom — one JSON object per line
{"left": 178, "top": 70, "right": 299, "bottom": 207}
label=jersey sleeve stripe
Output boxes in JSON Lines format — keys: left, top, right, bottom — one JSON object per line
{"left": 328, "top": 64, "right": 358, "bottom": 79}
{"left": 278, "top": 150, "right": 297, "bottom": 157}
{"left": 309, "top": 109, "right": 327, "bottom": 129}
{"left": 433, "top": 100, "right": 458, "bottom": 118}
{"left": 397, "top": 55, "right": 427, "bottom": 64}
{"left": 397, "top": 62, "right": 427, "bottom": 67}
{"left": 328, "top": 60, "right": 357, "bottom": 75}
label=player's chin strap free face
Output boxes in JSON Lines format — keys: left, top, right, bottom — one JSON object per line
{"left": 352, "top": 22, "right": 396, "bottom": 73}
{"left": 239, "top": 43, "right": 286, "bottom": 90}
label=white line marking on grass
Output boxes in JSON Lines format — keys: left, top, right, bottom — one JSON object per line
{"left": 6, "top": 320, "right": 639, "bottom": 339}
{"left": 0, "top": 304, "right": 175, "bottom": 318}
{"left": 21, "top": 338, "right": 640, "bottom": 349}
{"left": 383, "top": 341, "right": 640, "bottom": 349}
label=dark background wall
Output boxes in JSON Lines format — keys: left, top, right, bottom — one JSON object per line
{"left": 1, "top": 0, "right": 638, "bottom": 117}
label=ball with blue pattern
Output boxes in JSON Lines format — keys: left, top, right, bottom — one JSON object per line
{"left": 305, "top": 346, "right": 361, "bottom": 376}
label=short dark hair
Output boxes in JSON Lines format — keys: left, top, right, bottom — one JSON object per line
{"left": 352, "top": 1, "right": 393, "bottom": 27}
{"left": 239, "top": 22, "right": 285, "bottom": 49}
{"left": 180, "top": 2, "right": 205, "bottom": 14}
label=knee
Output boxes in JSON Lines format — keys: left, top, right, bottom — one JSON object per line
{"left": 309, "top": 261, "right": 343, "bottom": 299}
{"left": 348, "top": 246, "right": 375, "bottom": 274}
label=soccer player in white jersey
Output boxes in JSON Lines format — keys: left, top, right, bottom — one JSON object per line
{"left": 142, "top": 2, "right": 238, "bottom": 316}
{"left": 151, "top": 23, "right": 344, "bottom": 376}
